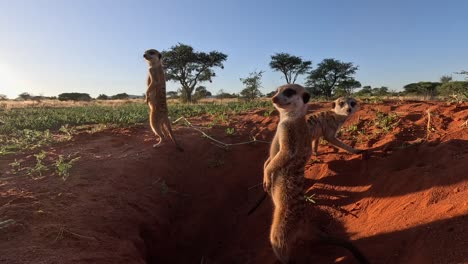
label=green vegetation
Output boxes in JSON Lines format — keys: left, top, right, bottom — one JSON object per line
{"left": 0, "top": 100, "right": 272, "bottom": 156}
{"left": 55, "top": 154, "right": 81, "bottom": 180}
{"left": 374, "top": 111, "right": 399, "bottom": 133}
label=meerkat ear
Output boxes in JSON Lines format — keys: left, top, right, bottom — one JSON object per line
{"left": 302, "top": 93, "right": 310, "bottom": 104}
{"left": 332, "top": 102, "right": 336, "bottom": 109}
{"left": 158, "top": 53, "right": 162, "bottom": 59}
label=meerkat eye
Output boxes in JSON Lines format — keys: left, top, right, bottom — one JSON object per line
{"left": 148, "top": 51, "right": 155, "bottom": 55}
{"left": 282, "top": 88, "right": 296, "bottom": 97}
{"left": 339, "top": 102, "right": 345, "bottom": 107}
{"left": 350, "top": 101, "right": 356, "bottom": 107}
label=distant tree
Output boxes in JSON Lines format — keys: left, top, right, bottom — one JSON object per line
{"left": 58, "top": 93, "right": 92, "bottom": 101}
{"left": 162, "top": 43, "right": 227, "bottom": 103}
{"left": 166, "top": 91, "right": 179, "bottom": 99}
{"left": 0, "top": 94, "right": 7, "bottom": 100}
{"left": 372, "top": 86, "right": 390, "bottom": 96}
{"left": 18, "top": 92, "right": 32, "bottom": 100}
{"left": 240, "top": 71, "right": 264, "bottom": 101}
{"left": 266, "top": 90, "right": 277, "bottom": 97}
{"left": 355, "top": 85, "right": 372, "bottom": 96}
{"left": 305, "top": 58, "right": 359, "bottom": 98}
{"left": 335, "top": 78, "right": 361, "bottom": 96}
{"left": 403, "top": 82, "right": 440, "bottom": 99}
{"left": 193, "top": 86, "right": 212, "bottom": 100}
{"left": 269, "top": 53, "right": 312, "bottom": 84}
{"left": 216, "top": 89, "right": 238, "bottom": 99}
{"left": 438, "top": 81, "right": 468, "bottom": 100}
{"left": 97, "top": 94, "right": 109, "bottom": 100}
{"left": 455, "top": 70, "right": 468, "bottom": 80}
{"left": 111, "top": 93, "right": 129, "bottom": 100}
{"left": 440, "top": 75, "right": 453, "bottom": 83}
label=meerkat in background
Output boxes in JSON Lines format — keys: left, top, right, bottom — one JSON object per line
{"left": 264, "top": 85, "right": 368, "bottom": 264}
{"left": 307, "top": 97, "right": 362, "bottom": 155}
{"left": 143, "top": 49, "right": 183, "bottom": 151}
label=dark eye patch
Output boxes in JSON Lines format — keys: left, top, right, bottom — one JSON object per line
{"left": 148, "top": 51, "right": 156, "bottom": 55}
{"left": 339, "top": 102, "right": 345, "bottom": 107}
{"left": 350, "top": 101, "right": 356, "bottom": 107}
{"left": 282, "top": 88, "right": 296, "bottom": 97}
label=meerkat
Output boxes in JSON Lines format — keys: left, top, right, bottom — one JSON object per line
{"left": 307, "top": 97, "right": 363, "bottom": 155}
{"left": 143, "top": 49, "right": 183, "bottom": 151}
{"left": 263, "top": 85, "right": 368, "bottom": 264}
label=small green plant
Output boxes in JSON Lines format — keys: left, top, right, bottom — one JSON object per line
{"left": 225, "top": 127, "right": 235, "bottom": 136}
{"left": 28, "top": 150, "right": 49, "bottom": 177}
{"left": 9, "top": 159, "right": 22, "bottom": 174}
{"left": 59, "top": 124, "right": 77, "bottom": 140}
{"left": 374, "top": 111, "right": 399, "bottom": 133}
{"left": 263, "top": 108, "right": 275, "bottom": 117}
{"left": 345, "top": 124, "right": 359, "bottom": 133}
{"left": 55, "top": 154, "right": 81, "bottom": 180}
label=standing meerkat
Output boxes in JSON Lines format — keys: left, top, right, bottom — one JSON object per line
{"left": 143, "top": 49, "right": 183, "bottom": 151}
{"left": 307, "top": 97, "right": 363, "bottom": 155}
{"left": 263, "top": 85, "right": 368, "bottom": 264}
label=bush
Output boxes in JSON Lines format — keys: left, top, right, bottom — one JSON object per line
{"left": 58, "top": 93, "right": 92, "bottom": 101}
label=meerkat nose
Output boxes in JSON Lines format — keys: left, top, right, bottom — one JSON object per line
{"left": 347, "top": 108, "right": 352, "bottom": 113}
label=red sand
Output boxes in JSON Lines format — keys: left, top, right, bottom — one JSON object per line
{"left": 0, "top": 101, "right": 467, "bottom": 264}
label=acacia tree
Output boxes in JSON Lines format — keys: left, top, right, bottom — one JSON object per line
{"left": 240, "top": 71, "right": 264, "bottom": 101}
{"left": 455, "top": 70, "right": 468, "bottom": 80}
{"left": 269, "top": 53, "right": 312, "bottom": 84}
{"left": 162, "top": 43, "right": 227, "bottom": 103}
{"left": 440, "top": 75, "right": 453, "bottom": 83}
{"left": 335, "top": 79, "right": 361, "bottom": 96}
{"left": 193, "top": 86, "right": 212, "bottom": 100}
{"left": 403, "top": 82, "right": 440, "bottom": 99}
{"left": 305, "top": 58, "right": 359, "bottom": 98}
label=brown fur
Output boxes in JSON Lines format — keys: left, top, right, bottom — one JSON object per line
{"left": 143, "top": 49, "right": 183, "bottom": 151}
{"left": 307, "top": 97, "right": 362, "bottom": 155}
{"left": 264, "top": 86, "right": 368, "bottom": 264}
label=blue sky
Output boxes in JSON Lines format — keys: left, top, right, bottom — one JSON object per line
{"left": 0, "top": 0, "right": 467, "bottom": 99}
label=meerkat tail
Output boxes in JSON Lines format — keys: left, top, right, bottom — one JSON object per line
{"left": 317, "top": 237, "right": 369, "bottom": 264}
{"left": 163, "top": 119, "right": 184, "bottom": 152}
{"left": 149, "top": 111, "right": 164, "bottom": 145}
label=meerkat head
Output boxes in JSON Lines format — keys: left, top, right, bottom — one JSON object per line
{"left": 332, "top": 97, "right": 358, "bottom": 116}
{"left": 143, "top": 49, "right": 162, "bottom": 65}
{"left": 271, "top": 84, "right": 310, "bottom": 117}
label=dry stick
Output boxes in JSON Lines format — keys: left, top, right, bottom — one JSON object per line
{"left": 462, "top": 119, "right": 468, "bottom": 128}
{"left": 247, "top": 182, "right": 263, "bottom": 190}
{"left": 53, "top": 225, "right": 98, "bottom": 243}
{"left": 248, "top": 192, "right": 267, "bottom": 215}
{"left": 426, "top": 110, "right": 432, "bottom": 133}
{"left": 173, "top": 117, "right": 270, "bottom": 148}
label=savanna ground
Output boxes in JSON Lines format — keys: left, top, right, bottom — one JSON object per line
{"left": 0, "top": 98, "right": 467, "bottom": 263}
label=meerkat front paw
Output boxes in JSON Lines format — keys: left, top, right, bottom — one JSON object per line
{"left": 263, "top": 174, "right": 272, "bottom": 194}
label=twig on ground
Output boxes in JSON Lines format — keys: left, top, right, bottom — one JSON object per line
{"left": 248, "top": 182, "right": 263, "bottom": 191}
{"left": 173, "top": 117, "right": 270, "bottom": 149}
{"left": 53, "top": 225, "right": 98, "bottom": 243}
{"left": 426, "top": 110, "right": 433, "bottom": 133}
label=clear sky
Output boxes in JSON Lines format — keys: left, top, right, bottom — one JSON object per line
{"left": 0, "top": 0, "right": 467, "bottom": 99}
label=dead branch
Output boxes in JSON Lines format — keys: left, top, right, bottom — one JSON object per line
{"left": 173, "top": 117, "right": 270, "bottom": 149}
